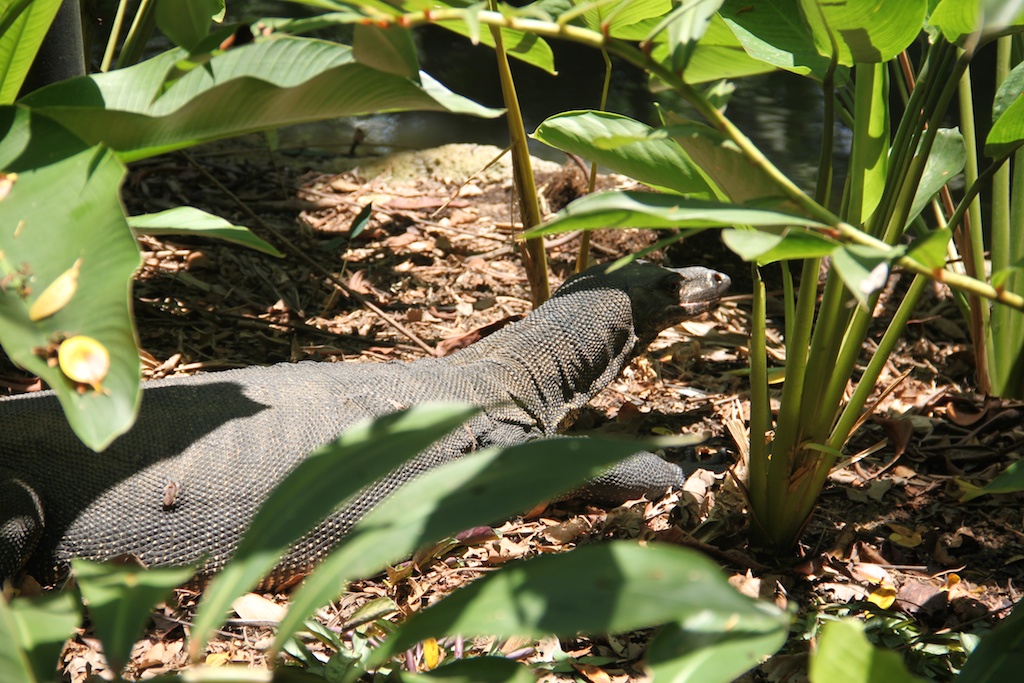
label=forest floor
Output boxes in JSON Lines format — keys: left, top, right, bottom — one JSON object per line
{"left": 10, "top": 133, "right": 1023, "bottom": 682}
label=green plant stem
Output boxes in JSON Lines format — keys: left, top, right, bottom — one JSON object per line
{"left": 114, "top": 0, "right": 158, "bottom": 69}
{"left": 992, "top": 38, "right": 1012, "bottom": 281}
{"left": 882, "top": 54, "right": 970, "bottom": 245}
{"left": 747, "top": 266, "right": 769, "bottom": 517}
{"left": 955, "top": 58, "right": 992, "bottom": 393}
{"left": 577, "top": 49, "right": 613, "bottom": 273}
{"left": 796, "top": 62, "right": 887, "bottom": 441}
{"left": 814, "top": 16, "right": 839, "bottom": 209}
{"left": 847, "top": 62, "right": 888, "bottom": 227}
{"left": 101, "top": 0, "right": 131, "bottom": 72}
{"left": 987, "top": 36, "right": 1024, "bottom": 397}
{"left": 829, "top": 275, "right": 930, "bottom": 450}
{"left": 486, "top": 1, "right": 549, "bottom": 305}
{"left": 867, "top": 51, "right": 930, "bottom": 235}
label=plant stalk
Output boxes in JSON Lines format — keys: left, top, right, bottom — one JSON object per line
{"left": 486, "top": 1, "right": 549, "bottom": 305}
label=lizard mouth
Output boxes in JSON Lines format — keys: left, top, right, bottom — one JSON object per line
{"left": 676, "top": 269, "right": 731, "bottom": 318}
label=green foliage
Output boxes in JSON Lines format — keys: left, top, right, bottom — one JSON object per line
{"left": 373, "top": 542, "right": 786, "bottom": 669}
{"left": 155, "top": 0, "right": 225, "bottom": 51}
{"left": 958, "top": 600, "right": 1024, "bottom": 683}
{"left": 809, "top": 620, "right": 924, "bottom": 683}
{"left": 532, "top": 111, "right": 717, "bottom": 197}
{"left": 127, "top": 207, "right": 285, "bottom": 258}
{"left": 0, "top": 590, "right": 80, "bottom": 683}
{"left": 0, "top": 0, "right": 62, "bottom": 103}
{"left": 0, "top": 108, "right": 140, "bottom": 451}
{"left": 73, "top": 560, "right": 196, "bottom": 673}
{"left": 20, "top": 37, "right": 499, "bottom": 163}
{"left": 527, "top": 191, "right": 825, "bottom": 234}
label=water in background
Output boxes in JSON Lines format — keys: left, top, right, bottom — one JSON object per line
{"left": 342, "top": 26, "right": 847, "bottom": 194}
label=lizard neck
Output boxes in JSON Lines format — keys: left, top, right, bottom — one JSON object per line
{"left": 442, "top": 286, "right": 641, "bottom": 433}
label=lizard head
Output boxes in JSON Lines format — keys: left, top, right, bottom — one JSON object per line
{"left": 566, "top": 261, "right": 731, "bottom": 346}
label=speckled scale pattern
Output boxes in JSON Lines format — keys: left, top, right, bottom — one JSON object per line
{"left": 0, "top": 262, "right": 729, "bottom": 582}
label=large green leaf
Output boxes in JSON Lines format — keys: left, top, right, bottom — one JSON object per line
{"left": 722, "top": 228, "right": 837, "bottom": 264}
{"left": 0, "top": 0, "right": 62, "bottom": 103}
{"left": 809, "top": 620, "right": 923, "bottom": 683}
{"left": 354, "top": 23, "right": 420, "bottom": 79}
{"left": 716, "top": 0, "right": 830, "bottom": 78}
{"left": 0, "top": 590, "right": 81, "bottom": 683}
{"left": 20, "top": 37, "right": 501, "bottom": 162}
{"left": 657, "top": 0, "right": 724, "bottom": 75}
{"left": 73, "top": 560, "right": 197, "bottom": 674}
{"left": 659, "top": 112, "right": 791, "bottom": 205}
{"left": 678, "top": 12, "right": 777, "bottom": 83}
{"left": 155, "top": 0, "right": 224, "bottom": 50}
{"left": 190, "top": 403, "right": 480, "bottom": 657}
{"left": 0, "top": 107, "right": 141, "bottom": 451}
{"left": 645, "top": 605, "right": 789, "bottom": 683}
{"left": 987, "top": 63, "right": 1024, "bottom": 158}
{"left": 801, "top": 0, "right": 925, "bottom": 65}
{"left": 271, "top": 434, "right": 686, "bottom": 654}
{"left": 525, "top": 190, "right": 827, "bottom": 236}
{"left": 719, "top": 0, "right": 922, "bottom": 76}
{"left": 127, "top": 207, "right": 284, "bottom": 257}
{"left": 905, "top": 128, "right": 966, "bottom": 229}
{"left": 987, "top": 97, "right": 1024, "bottom": 158}
{"left": 929, "top": 0, "right": 1024, "bottom": 43}
{"left": 532, "top": 110, "right": 717, "bottom": 198}
{"left": 577, "top": 0, "right": 671, "bottom": 39}
{"left": 375, "top": 542, "right": 784, "bottom": 661}
{"left": 831, "top": 243, "right": 905, "bottom": 308}
{"left": 959, "top": 598, "right": 1024, "bottom": 683}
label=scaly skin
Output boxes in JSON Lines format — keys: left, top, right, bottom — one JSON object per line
{"left": 0, "top": 261, "right": 729, "bottom": 583}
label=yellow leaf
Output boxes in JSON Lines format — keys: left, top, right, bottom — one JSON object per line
{"left": 28, "top": 258, "right": 81, "bottom": 321}
{"left": 573, "top": 662, "right": 613, "bottom": 683}
{"left": 867, "top": 584, "right": 897, "bottom": 609}
{"left": 0, "top": 172, "right": 16, "bottom": 201}
{"left": 942, "top": 574, "right": 961, "bottom": 590}
{"left": 422, "top": 637, "right": 442, "bottom": 670}
{"left": 205, "top": 652, "right": 230, "bottom": 667}
{"left": 58, "top": 335, "right": 110, "bottom": 391}
{"left": 888, "top": 527, "right": 923, "bottom": 548}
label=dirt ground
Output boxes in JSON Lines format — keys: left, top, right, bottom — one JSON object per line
{"left": 6, "top": 133, "right": 1023, "bottom": 682}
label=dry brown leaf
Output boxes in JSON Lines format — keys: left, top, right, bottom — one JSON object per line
{"left": 136, "top": 642, "right": 166, "bottom": 670}
{"left": 728, "top": 570, "right": 762, "bottom": 600}
{"left": 542, "top": 518, "right": 588, "bottom": 544}
{"left": 231, "top": 593, "right": 286, "bottom": 622}
{"left": 435, "top": 315, "right": 521, "bottom": 356}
